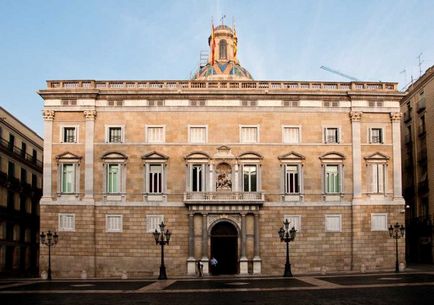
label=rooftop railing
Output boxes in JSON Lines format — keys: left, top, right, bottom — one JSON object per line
{"left": 45, "top": 80, "right": 398, "bottom": 92}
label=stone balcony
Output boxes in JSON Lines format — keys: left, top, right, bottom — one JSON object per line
{"left": 184, "top": 192, "right": 264, "bottom": 204}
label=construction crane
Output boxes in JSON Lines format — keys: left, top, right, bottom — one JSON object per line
{"left": 320, "top": 66, "right": 360, "bottom": 81}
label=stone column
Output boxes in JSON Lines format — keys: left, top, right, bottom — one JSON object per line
{"left": 42, "top": 110, "right": 55, "bottom": 201}
{"left": 253, "top": 212, "right": 262, "bottom": 274}
{"left": 83, "top": 110, "right": 96, "bottom": 201}
{"left": 201, "top": 213, "right": 209, "bottom": 274}
{"left": 350, "top": 112, "right": 362, "bottom": 199}
{"left": 239, "top": 213, "right": 248, "bottom": 274}
{"left": 390, "top": 112, "right": 403, "bottom": 199}
{"left": 187, "top": 213, "right": 196, "bottom": 275}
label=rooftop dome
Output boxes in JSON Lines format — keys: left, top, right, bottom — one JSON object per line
{"left": 193, "top": 23, "right": 253, "bottom": 81}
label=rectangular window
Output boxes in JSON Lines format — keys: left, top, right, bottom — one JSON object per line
{"left": 63, "top": 127, "right": 77, "bottom": 143}
{"left": 325, "top": 215, "right": 342, "bottom": 232}
{"left": 106, "top": 164, "right": 120, "bottom": 193}
{"left": 8, "top": 134, "right": 15, "bottom": 151}
{"left": 369, "top": 128, "right": 383, "bottom": 143}
{"left": 370, "top": 163, "right": 385, "bottom": 193}
{"left": 21, "top": 142, "right": 26, "bottom": 157}
{"left": 371, "top": 213, "right": 388, "bottom": 231}
{"left": 108, "top": 127, "right": 122, "bottom": 143}
{"left": 25, "top": 198, "right": 32, "bottom": 214}
{"left": 147, "top": 126, "right": 165, "bottom": 143}
{"left": 285, "top": 165, "right": 300, "bottom": 194}
{"left": 32, "top": 149, "right": 37, "bottom": 163}
{"left": 283, "top": 215, "right": 301, "bottom": 232}
{"left": 148, "top": 164, "right": 163, "bottom": 193}
{"left": 21, "top": 168, "right": 27, "bottom": 183}
{"left": 58, "top": 213, "right": 75, "bottom": 232}
{"left": 283, "top": 126, "right": 300, "bottom": 144}
{"left": 8, "top": 161, "right": 15, "bottom": 178}
{"left": 106, "top": 215, "right": 123, "bottom": 232}
{"left": 189, "top": 126, "right": 207, "bottom": 143}
{"left": 192, "top": 164, "right": 203, "bottom": 192}
{"left": 146, "top": 215, "right": 164, "bottom": 233}
{"left": 61, "top": 164, "right": 75, "bottom": 193}
{"left": 243, "top": 165, "right": 257, "bottom": 192}
{"left": 31, "top": 174, "right": 37, "bottom": 188}
{"left": 325, "top": 165, "right": 340, "bottom": 193}
{"left": 240, "top": 126, "right": 259, "bottom": 143}
{"left": 324, "top": 127, "right": 339, "bottom": 144}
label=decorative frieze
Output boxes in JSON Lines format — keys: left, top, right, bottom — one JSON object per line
{"left": 83, "top": 110, "right": 97, "bottom": 120}
{"left": 349, "top": 111, "right": 362, "bottom": 121}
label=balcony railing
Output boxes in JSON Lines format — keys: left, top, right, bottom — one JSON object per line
{"left": 184, "top": 192, "right": 264, "bottom": 203}
{"left": 0, "top": 137, "right": 43, "bottom": 170}
{"left": 45, "top": 80, "right": 398, "bottom": 92}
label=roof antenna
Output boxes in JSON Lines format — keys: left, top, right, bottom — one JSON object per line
{"left": 417, "top": 53, "right": 424, "bottom": 77}
{"left": 220, "top": 15, "right": 226, "bottom": 25}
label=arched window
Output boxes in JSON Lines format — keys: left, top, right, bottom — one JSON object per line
{"left": 219, "top": 40, "right": 227, "bottom": 60}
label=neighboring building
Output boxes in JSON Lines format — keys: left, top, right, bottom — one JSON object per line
{"left": 0, "top": 107, "right": 43, "bottom": 277}
{"left": 38, "top": 24, "right": 405, "bottom": 278}
{"left": 401, "top": 65, "right": 434, "bottom": 263}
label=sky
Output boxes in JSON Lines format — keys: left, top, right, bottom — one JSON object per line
{"left": 1, "top": 0, "right": 433, "bottom": 136}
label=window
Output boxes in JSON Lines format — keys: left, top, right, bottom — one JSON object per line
{"left": 324, "top": 127, "right": 339, "bottom": 144}
{"left": 148, "top": 164, "right": 163, "bottom": 193}
{"left": 240, "top": 126, "right": 259, "bottom": 143}
{"left": 192, "top": 164, "right": 204, "bottom": 192}
{"left": 146, "top": 126, "right": 165, "bottom": 143}
{"left": 243, "top": 165, "right": 257, "bottom": 192}
{"left": 146, "top": 215, "right": 164, "bottom": 233}
{"left": 107, "top": 126, "right": 123, "bottom": 143}
{"left": 106, "top": 215, "right": 123, "bottom": 232}
{"left": 25, "top": 198, "right": 32, "bottom": 214}
{"left": 56, "top": 152, "right": 81, "bottom": 195}
{"left": 8, "top": 134, "right": 15, "bottom": 151}
{"left": 419, "top": 115, "right": 426, "bottom": 134}
{"left": 21, "top": 142, "right": 26, "bottom": 157}
{"left": 325, "top": 215, "right": 342, "bottom": 232}
{"left": 61, "top": 164, "right": 75, "bottom": 193}
{"left": 21, "top": 168, "right": 27, "bottom": 183}
{"left": 189, "top": 126, "right": 207, "bottom": 144}
{"left": 284, "top": 165, "right": 300, "bottom": 194}
{"left": 32, "top": 149, "right": 37, "bottom": 163}
{"left": 284, "top": 215, "right": 301, "bottom": 232}
{"left": 13, "top": 224, "right": 20, "bottom": 241}
{"left": 107, "top": 164, "right": 121, "bottom": 193}
{"left": 8, "top": 161, "right": 15, "bottom": 178}
{"left": 219, "top": 39, "right": 227, "bottom": 60}
{"left": 283, "top": 126, "right": 300, "bottom": 144}
{"left": 325, "top": 165, "right": 340, "bottom": 193}
{"left": 370, "top": 163, "right": 385, "bottom": 193}
{"left": 369, "top": 128, "right": 383, "bottom": 144}
{"left": 0, "top": 222, "right": 6, "bottom": 239}
{"left": 142, "top": 152, "right": 168, "bottom": 200}
{"left": 62, "top": 126, "right": 77, "bottom": 143}
{"left": 58, "top": 213, "right": 75, "bottom": 231}
{"left": 371, "top": 213, "right": 388, "bottom": 231}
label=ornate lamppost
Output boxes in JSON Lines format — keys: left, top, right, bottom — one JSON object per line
{"left": 40, "top": 230, "right": 59, "bottom": 280}
{"left": 153, "top": 222, "right": 171, "bottom": 280}
{"left": 278, "top": 219, "right": 297, "bottom": 277}
{"left": 388, "top": 222, "right": 405, "bottom": 272}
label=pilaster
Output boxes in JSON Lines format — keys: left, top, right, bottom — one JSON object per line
{"left": 350, "top": 111, "right": 362, "bottom": 198}
{"left": 390, "top": 112, "right": 403, "bottom": 199}
{"left": 42, "top": 110, "right": 55, "bottom": 201}
{"left": 83, "top": 110, "right": 96, "bottom": 201}
{"left": 239, "top": 213, "right": 248, "bottom": 274}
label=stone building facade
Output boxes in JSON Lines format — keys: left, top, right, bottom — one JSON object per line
{"left": 401, "top": 65, "right": 434, "bottom": 263}
{"left": 38, "top": 24, "right": 405, "bottom": 278}
{"left": 0, "top": 107, "right": 43, "bottom": 277}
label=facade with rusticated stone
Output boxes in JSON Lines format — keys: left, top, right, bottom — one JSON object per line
{"left": 38, "top": 24, "right": 406, "bottom": 278}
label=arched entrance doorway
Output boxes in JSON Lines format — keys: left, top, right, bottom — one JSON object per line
{"left": 210, "top": 221, "right": 238, "bottom": 275}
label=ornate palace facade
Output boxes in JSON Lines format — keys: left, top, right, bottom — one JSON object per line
{"left": 38, "top": 24, "right": 405, "bottom": 278}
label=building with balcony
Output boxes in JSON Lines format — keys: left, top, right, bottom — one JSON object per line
{"left": 0, "top": 107, "right": 43, "bottom": 277}
{"left": 401, "top": 65, "right": 434, "bottom": 263}
{"left": 38, "top": 24, "right": 405, "bottom": 278}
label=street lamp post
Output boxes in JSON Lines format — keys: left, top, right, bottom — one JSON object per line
{"left": 388, "top": 222, "right": 405, "bottom": 272}
{"left": 153, "top": 222, "right": 171, "bottom": 280}
{"left": 40, "top": 230, "right": 59, "bottom": 280}
{"left": 278, "top": 219, "right": 297, "bottom": 277}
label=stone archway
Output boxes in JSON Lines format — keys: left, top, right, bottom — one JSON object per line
{"left": 210, "top": 221, "right": 238, "bottom": 275}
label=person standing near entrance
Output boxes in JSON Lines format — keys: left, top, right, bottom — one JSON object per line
{"left": 197, "top": 260, "right": 203, "bottom": 277}
{"left": 210, "top": 257, "right": 218, "bottom": 274}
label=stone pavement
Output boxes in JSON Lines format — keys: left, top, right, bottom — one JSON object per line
{"left": 0, "top": 270, "right": 434, "bottom": 294}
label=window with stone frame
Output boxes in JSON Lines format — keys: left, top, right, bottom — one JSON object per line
{"left": 219, "top": 39, "right": 227, "bottom": 59}
{"left": 142, "top": 151, "right": 169, "bottom": 195}
{"left": 320, "top": 152, "right": 345, "bottom": 195}
{"left": 371, "top": 213, "right": 388, "bottom": 231}
{"left": 146, "top": 215, "right": 164, "bottom": 233}
{"left": 189, "top": 125, "right": 207, "bottom": 144}
{"left": 106, "top": 215, "right": 123, "bottom": 232}
{"left": 369, "top": 128, "right": 384, "bottom": 144}
{"left": 240, "top": 126, "right": 259, "bottom": 143}
{"left": 238, "top": 152, "right": 263, "bottom": 193}
{"left": 146, "top": 125, "right": 165, "bottom": 143}
{"left": 323, "top": 127, "right": 340, "bottom": 144}
{"left": 325, "top": 214, "right": 342, "bottom": 232}
{"left": 184, "top": 152, "right": 210, "bottom": 193}
{"left": 106, "top": 126, "right": 123, "bottom": 143}
{"left": 282, "top": 126, "right": 301, "bottom": 144}
{"left": 102, "top": 152, "right": 127, "bottom": 196}
{"left": 364, "top": 153, "right": 389, "bottom": 194}
{"left": 56, "top": 152, "right": 81, "bottom": 196}
{"left": 58, "top": 213, "right": 75, "bottom": 232}
{"left": 61, "top": 126, "right": 77, "bottom": 143}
